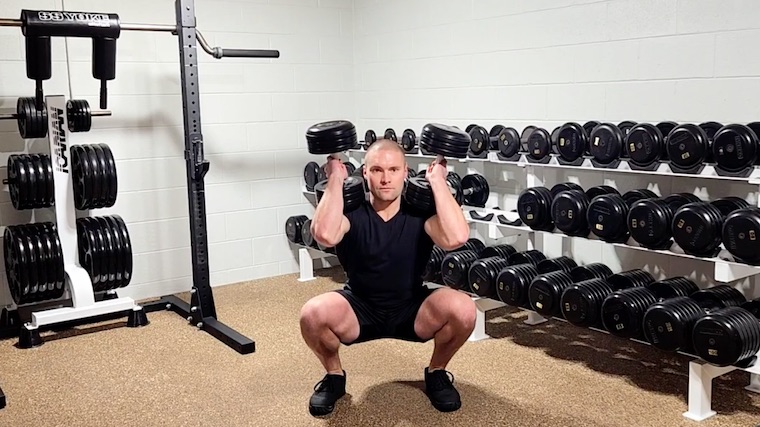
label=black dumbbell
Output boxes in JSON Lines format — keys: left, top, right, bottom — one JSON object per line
{"left": 305, "top": 121, "right": 364, "bottom": 213}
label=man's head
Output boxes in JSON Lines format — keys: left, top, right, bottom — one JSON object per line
{"left": 363, "top": 139, "right": 407, "bottom": 203}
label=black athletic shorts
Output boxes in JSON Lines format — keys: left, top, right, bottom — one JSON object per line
{"left": 335, "top": 285, "right": 434, "bottom": 345}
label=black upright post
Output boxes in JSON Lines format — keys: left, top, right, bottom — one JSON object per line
{"left": 142, "top": 0, "right": 255, "bottom": 355}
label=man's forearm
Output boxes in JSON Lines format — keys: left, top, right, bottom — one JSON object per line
{"left": 312, "top": 177, "right": 345, "bottom": 244}
{"left": 430, "top": 179, "right": 469, "bottom": 247}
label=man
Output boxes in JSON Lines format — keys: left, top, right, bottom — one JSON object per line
{"left": 300, "top": 139, "right": 477, "bottom": 417}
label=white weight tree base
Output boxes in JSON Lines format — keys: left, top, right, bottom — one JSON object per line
{"left": 683, "top": 356, "right": 760, "bottom": 421}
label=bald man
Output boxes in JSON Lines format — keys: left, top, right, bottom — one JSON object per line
{"left": 300, "top": 139, "right": 476, "bottom": 416}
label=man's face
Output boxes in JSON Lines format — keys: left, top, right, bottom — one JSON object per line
{"left": 364, "top": 148, "right": 407, "bottom": 202}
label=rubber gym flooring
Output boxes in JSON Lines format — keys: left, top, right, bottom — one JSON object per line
{"left": 0, "top": 266, "right": 758, "bottom": 427}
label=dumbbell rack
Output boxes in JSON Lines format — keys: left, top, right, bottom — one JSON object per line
{"left": 295, "top": 142, "right": 760, "bottom": 423}
{"left": 6, "top": 95, "right": 145, "bottom": 347}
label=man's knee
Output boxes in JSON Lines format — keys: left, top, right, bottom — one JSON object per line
{"left": 300, "top": 296, "right": 332, "bottom": 331}
{"left": 449, "top": 293, "right": 477, "bottom": 332}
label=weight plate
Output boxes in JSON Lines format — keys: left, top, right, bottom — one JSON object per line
{"left": 583, "top": 121, "right": 600, "bottom": 136}
{"left": 104, "top": 216, "right": 125, "bottom": 288}
{"left": 551, "top": 190, "right": 589, "bottom": 236}
{"left": 305, "top": 121, "right": 357, "bottom": 154}
{"left": 286, "top": 215, "right": 306, "bottom": 244}
{"left": 29, "top": 229, "right": 47, "bottom": 300}
{"left": 589, "top": 123, "right": 624, "bottom": 164}
{"left": 520, "top": 126, "right": 536, "bottom": 147}
{"left": 42, "top": 154, "right": 54, "bottom": 207}
{"left": 550, "top": 182, "right": 583, "bottom": 198}
{"left": 712, "top": 124, "right": 758, "bottom": 172}
{"left": 29, "top": 154, "right": 46, "bottom": 208}
{"left": 67, "top": 99, "right": 92, "bottom": 133}
{"left": 364, "top": 129, "right": 376, "bottom": 146}
{"left": 401, "top": 129, "right": 416, "bottom": 152}
{"left": 587, "top": 194, "right": 630, "bottom": 242}
{"left": 699, "top": 122, "right": 723, "bottom": 143}
{"left": 672, "top": 202, "right": 723, "bottom": 255}
{"left": 618, "top": 121, "right": 637, "bottom": 136}
{"left": 5, "top": 227, "right": 25, "bottom": 304}
{"left": 92, "top": 145, "right": 110, "bottom": 209}
{"left": 112, "top": 215, "right": 133, "bottom": 287}
{"left": 656, "top": 121, "right": 678, "bottom": 146}
{"left": 7, "top": 155, "right": 26, "bottom": 209}
{"left": 37, "top": 225, "right": 54, "bottom": 300}
{"left": 71, "top": 146, "right": 92, "bottom": 210}
{"left": 17, "top": 226, "right": 39, "bottom": 301}
{"left": 17, "top": 97, "right": 48, "bottom": 139}
{"left": 96, "top": 217, "right": 117, "bottom": 290}
{"left": 22, "top": 155, "right": 38, "bottom": 209}
{"left": 419, "top": 123, "right": 471, "bottom": 158}
{"left": 556, "top": 122, "right": 587, "bottom": 162}
{"left": 526, "top": 128, "right": 551, "bottom": 160}
{"left": 622, "top": 189, "right": 657, "bottom": 206}
{"left": 43, "top": 223, "right": 65, "bottom": 295}
{"left": 585, "top": 185, "right": 619, "bottom": 201}
{"left": 496, "top": 127, "right": 521, "bottom": 158}
{"left": 626, "top": 123, "right": 664, "bottom": 167}
{"left": 343, "top": 162, "right": 356, "bottom": 176}
{"left": 461, "top": 174, "right": 489, "bottom": 207}
{"left": 84, "top": 145, "right": 104, "bottom": 209}
{"left": 384, "top": 128, "right": 397, "bottom": 141}
{"left": 98, "top": 144, "right": 118, "bottom": 207}
{"left": 88, "top": 217, "right": 108, "bottom": 290}
{"left": 667, "top": 124, "right": 708, "bottom": 169}
{"left": 468, "top": 125, "right": 489, "bottom": 156}
{"left": 723, "top": 208, "right": 760, "bottom": 263}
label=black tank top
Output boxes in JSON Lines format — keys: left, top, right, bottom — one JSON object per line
{"left": 335, "top": 200, "right": 435, "bottom": 309}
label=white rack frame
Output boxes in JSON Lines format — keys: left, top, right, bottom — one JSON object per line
{"left": 296, "top": 145, "right": 760, "bottom": 422}
{"left": 20, "top": 95, "right": 141, "bottom": 336}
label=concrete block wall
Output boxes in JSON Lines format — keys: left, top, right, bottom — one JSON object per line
{"left": 352, "top": 0, "right": 760, "bottom": 292}
{"left": 0, "top": 0, "right": 353, "bottom": 304}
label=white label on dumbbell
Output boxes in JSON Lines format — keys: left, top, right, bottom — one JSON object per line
{"left": 559, "top": 138, "right": 565, "bottom": 147}
{"left": 682, "top": 152, "right": 690, "bottom": 160}
{"left": 527, "top": 214, "right": 534, "bottom": 220}
{"left": 708, "top": 349, "right": 718, "bottom": 356}
{"left": 536, "top": 302, "right": 543, "bottom": 309}
{"left": 596, "top": 223, "right": 603, "bottom": 230}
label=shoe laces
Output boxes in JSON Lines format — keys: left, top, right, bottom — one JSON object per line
{"left": 314, "top": 375, "right": 340, "bottom": 393}
{"left": 429, "top": 370, "right": 455, "bottom": 391}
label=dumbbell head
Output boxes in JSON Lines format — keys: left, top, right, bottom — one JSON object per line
{"left": 314, "top": 176, "right": 365, "bottom": 213}
{"left": 419, "top": 123, "right": 471, "bottom": 159}
{"left": 459, "top": 174, "right": 489, "bottom": 207}
{"left": 306, "top": 120, "right": 358, "bottom": 155}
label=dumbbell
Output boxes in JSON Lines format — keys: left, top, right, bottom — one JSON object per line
{"left": 364, "top": 128, "right": 398, "bottom": 147}
{"left": 452, "top": 173, "right": 490, "bottom": 208}
{"left": 588, "top": 123, "right": 626, "bottom": 168}
{"left": 712, "top": 124, "right": 760, "bottom": 176}
{"left": 467, "top": 244, "right": 519, "bottom": 297}
{"left": 644, "top": 285, "right": 747, "bottom": 353}
{"left": 305, "top": 121, "right": 365, "bottom": 213}
{"left": 467, "top": 124, "right": 514, "bottom": 157}
{"left": 285, "top": 215, "right": 309, "bottom": 244}
{"left": 0, "top": 97, "right": 112, "bottom": 139}
{"left": 494, "top": 250, "right": 548, "bottom": 307}
{"left": 518, "top": 182, "right": 611, "bottom": 232}
{"left": 586, "top": 189, "right": 658, "bottom": 243}
{"left": 440, "top": 239, "right": 487, "bottom": 290}
{"left": 628, "top": 193, "right": 702, "bottom": 250}
{"left": 555, "top": 122, "right": 589, "bottom": 164}
{"left": 692, "top": 304, "right": 760, "bottom": 367}
{"left": 528, "top": 262, "right": 613, "bottom": 318}
{"left": 723, "top": 207, "right": 760, "bottom": 265}
{"left": 424, "top": 239, "right": 485, "bottom": 284}
{"left": 403, "top": 124, "right": 471, "bottom": 216}
{"left": 671, "top": 197, "right": 751, "bottom": 257}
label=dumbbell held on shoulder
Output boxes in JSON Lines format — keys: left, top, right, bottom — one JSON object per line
{"left": 305, "top": 120, "right": 365, "bottom": 212}
{"left": 403, "top": 123, "right": 472, "bottom": 215}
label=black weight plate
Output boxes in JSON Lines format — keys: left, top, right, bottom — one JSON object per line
{"left": 28, "top": 229, "right": 48, "bottom": 301}
{"left": 587, "top": 195, "right": 629, "bottom": 242}
{"left": 549, "top": 182, "right": 583, "bottom": 198}
{"left": 497, "top": 127, "right": 521, "bottom": 158}
{"left": 626, "top": 124, "right": 664, "bottom": 167}
{"left": 29, "top": 154, "right": 46, "bottom": 208}
{"left": 712, "top": 124, "right": 758, "bottom": 172}
{"left": 583, "top": 121, "right": 600, "bottom": 135}
{"left": 6, "top": 155, "right": 20, "bottom": 209}
{"left": 98, "top": 144, "right": 118, "bottom": 207}
{"left": 401, "top": 129, "right": 416, "bottom": 152}
{"left": 84, "top": 145, "right": 104, "bottom": 209}
{"left": 92, "top": 145, "right": 110, "bottom": 209}
{"left": 465, "top": 124, "right": 478, "bottom": 133}
{"left": 112, "top": 215, "right": 133, "bottom": 287}
{"left": 461, "top": 174, "right": 489, "bottom": 207}
{"left": 384, "top": 128, "right": 397, "bottom": 141}
{"left": 723, "top": 208, "right": 760, "bottom": 263}
{"left": 656, "top": 121, "right": 678, "bottom": 145}
{"left": 104, "top": 216, "right": 125, "bottom": 288}
{"left": 468, "top": 126, "right": 489, "bottom": 155}
{"left": 85, "top": 217, "right": 107, "bottom": 290}
{"left": 622, "top": 189, "right": 657, "bottom": 206}
{"left": 16, "top": 226, "right": 38, "bottom": 300}
{"left": 71, "top": 146, "right": 91, "bottom": 210}
{"left": 585, "top": 185, "right": 619, "bottom": 200}
{"left": 6, "top": 227, "right": 28, "bottom": 303}
{"left": 590, "top": 123, "right": 624, "bottom": 164}
{"left": 699, "top": 122, "right": 723, "bottom": 143}
{"left": 419, "top": 123, "right": 471, "bottom": 158}
{"left": 42, "top": 223, "right": 65, "bottom": 295}
{"left": 556, "top": 122, "right": 587, "bottom": 162}
{"left": 14, "top": 155, "right": 32, "bottom": 210}
{"left": 489, "top": 125, "right": 505, "bottom": 150}
{"left": 364, "top": 129, "right": 376, "bottom": 146}
{"left": 36, "top": 225, "right": 54, "bottom": 300}
{"left": 672, "top": 203, "right": 722, "bottom": 255}
{"left": 520, "top": 126, "right": 536, "bottom": 146}
{"left": 618, "top": 121, "right": 637, "bottom": 136}
{"left": 305, "top": 121, "right": 357, "bottom": 154}
{"left": 41, "top": 154, "right": 55, "bottom": 206}
{"left": 77, "top": 218, "right": 99, "bottom": 289}
{"left": 68, "top": 99, "right": 92, "bottom": 132}
{"left": 526, "top": 128, "right": 551, "bottom": 160}
{"left": 551, "top": 190, "right": 588, "bottom": 235}
{"left": 303, "top": 162, "right": 319, "bottom": 191}
{"left": 343, "top": 162, "right": 356, "bottom": 176}
{"left": 667, "top": 124, "right": 708, "bottom": 169}
{"left": 22, "top": 155, "right": 38, "bottom": 209}
{"left": 317, "top": 164, "right": 327, "bottom": 184}
{"left": 95, "top": 217, "right": 118, "bottom": 290}
{"left": 286, "top": 215, "right": 306, "bottom": 244}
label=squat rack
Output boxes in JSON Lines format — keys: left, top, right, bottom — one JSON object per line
{"left": 0, "top": 0, "right": 279, "bottom": 409}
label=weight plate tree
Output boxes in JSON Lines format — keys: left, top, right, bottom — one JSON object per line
{"left": 0, "top": 0, "right": 281, "bottom": 358}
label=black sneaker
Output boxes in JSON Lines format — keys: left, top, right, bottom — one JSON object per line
{"left": 424, "top": 367, "right": 461, "bottom": 412}
{"left": 309, "top": 371, "right": 346, "bottom": 416}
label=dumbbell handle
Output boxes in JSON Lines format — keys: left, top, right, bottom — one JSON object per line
{"left": 326, "top": 152, "right": 349, "bottom": 163}
{"left": 462, "top": 188, "right": 474, "bottom": 196}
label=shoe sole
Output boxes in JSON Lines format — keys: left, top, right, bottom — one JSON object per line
{"left": 309, "top": 405, "right": 335, "bottom": 417}
{"left": 429, "top": 399, "right": 461, "bottom": 412}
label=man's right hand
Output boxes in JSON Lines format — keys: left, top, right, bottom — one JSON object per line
{"left": 325, "top": 156, "right": 348, "bottom": 182}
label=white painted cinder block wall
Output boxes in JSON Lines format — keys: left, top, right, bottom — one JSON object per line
{"left": 1, "top": 0, "right": 760, "bottom": 307}
{"left": 352, "top": 0, "right": 760, "bottom": 293}
{"left": 0, "top": 0, "right": 353, "bottom": 305}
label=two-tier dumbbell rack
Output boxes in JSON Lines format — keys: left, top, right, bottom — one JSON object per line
{"left": 294, "top": 137, "right": 760, "bottom": 423}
